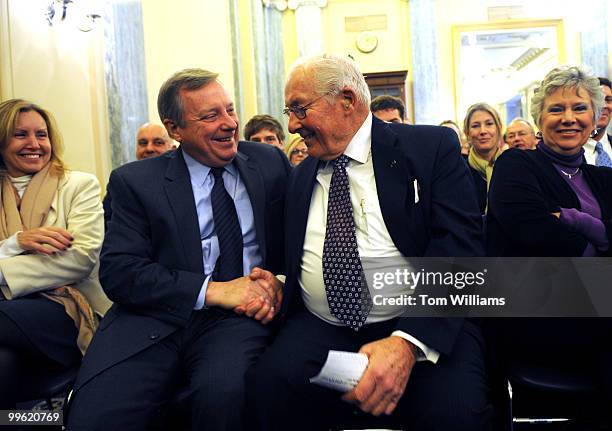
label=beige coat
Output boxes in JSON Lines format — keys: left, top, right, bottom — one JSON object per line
{"left": 0, "top": 170, "right": 112, "bottom": 316}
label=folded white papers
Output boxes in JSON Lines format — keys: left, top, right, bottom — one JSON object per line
{"left": 309, "top": 350, "right": 369, "bottom": 392}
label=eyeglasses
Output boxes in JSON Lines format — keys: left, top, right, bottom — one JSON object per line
{"left": 283, "top": 93, "right": 330, "bottom": 120}
{"left": 291, "top": 148, "right": 308, "bottom": 156}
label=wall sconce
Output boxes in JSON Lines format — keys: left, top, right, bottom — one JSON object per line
{"left": 46, "top": 0, "right": 102, "bottom": 32}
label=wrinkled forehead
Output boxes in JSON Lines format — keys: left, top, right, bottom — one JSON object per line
{"left": 285, "top": 68, "right": 315, "bottom": 104}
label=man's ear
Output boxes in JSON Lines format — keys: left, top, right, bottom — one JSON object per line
{"left": 340, "top": 88, "right": 356, "bottom": 111}
{"left": 163, "top": 119, "right": 181, "bottom": 142}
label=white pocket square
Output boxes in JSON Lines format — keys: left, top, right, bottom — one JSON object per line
{"left": 413, "top": 179, "right": 419, "bottom": 204}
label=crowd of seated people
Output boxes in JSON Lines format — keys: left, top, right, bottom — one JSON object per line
{"left": 1, "top": 58, "right": 612, "bottom": 430}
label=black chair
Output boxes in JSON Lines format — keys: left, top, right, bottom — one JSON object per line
{"left": 485, "top": 319, "right": 612, "bottom": 431}
{"left": 18, "top": 363, "right": 79, "bottom": 410}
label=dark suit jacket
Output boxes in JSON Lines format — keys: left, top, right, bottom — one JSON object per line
{"left": 75, "top": 143, "right": 291, "bottom": 389}
{"left": 282, "top": 117, "right": 484, "bottom": 357}
{"left": 487, "top": 148, "right": 612, "bottom": 256}
{"left": 461, "top": 154, "right": 487, "bottom": 214}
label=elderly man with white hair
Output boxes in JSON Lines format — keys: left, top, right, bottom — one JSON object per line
{"left": 247, "top": 54, "right": 489, "bottom": 431}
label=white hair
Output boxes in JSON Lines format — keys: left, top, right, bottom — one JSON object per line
{"left": 531, "top": 65, "right": 603, "bottom": 127}
{"left": 287, "top": 53, "right": 371, "bottom": 107}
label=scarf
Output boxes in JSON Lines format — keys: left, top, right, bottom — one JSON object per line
{"left": 0, "top": 163, "right": 98, "bottom": 355}
{"left": 467, "top": 146, "right": 501, "bottom": 213}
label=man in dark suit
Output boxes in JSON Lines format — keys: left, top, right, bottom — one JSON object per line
{"left": 247, "top": 54, "right": 490, "bottom": 430}
{"left": 68, "top": 69, "right": 290, "bottom": 430}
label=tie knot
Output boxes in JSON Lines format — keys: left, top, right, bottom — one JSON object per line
{"left": 211, "top": 167, "right": 225, "bottom": 179}
{"left": 596, "top": 141, "right": 604, "bottom": 153}
{"left": 333, "top": 155, "right": 350, "bottom": 171}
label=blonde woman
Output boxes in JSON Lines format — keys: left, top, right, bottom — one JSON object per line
{"left": 284, "top": 134, "right": 308, "bottom": 166}
{"left": 0, "top": 99, "right": 110, "bottom": 408}
{"left": 463, "top": 103, "right": 504, "bottom": 213}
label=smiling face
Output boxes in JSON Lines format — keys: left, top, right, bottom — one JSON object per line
{"left": 2, "top": 110, "right": 52, "bottom": 177}
{"left": 284, "top": 68, "right": 356, "bottom": 161}
{"left": 468, "top": 110, "right": 500, "bottom": 159}
{"left": 539, "top": 86, "right": 595, "bottom": 155}
{"left": 166, "top": 81, "right": 239, "bottom": 167}
{"left": 136, "top": 123, "right": 174, "bottom": 160}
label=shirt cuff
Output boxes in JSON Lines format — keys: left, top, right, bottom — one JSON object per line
{"left": 194, "top": 274, "right": 212, "bottom": 310}
{"left": 391, "top": 330, "right": 440, "bottom": 364}
{"left": 0, "top": 232, "right": 24, "bottom": 259}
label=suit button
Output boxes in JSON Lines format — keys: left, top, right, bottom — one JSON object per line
{"left": 149, "top": 333, "right": 159, "bottom": 340}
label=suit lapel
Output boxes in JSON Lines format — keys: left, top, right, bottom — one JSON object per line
{"left": 371, "top": 118, "right": 417, "bottom": 255}
{"left": 163, "top": 149, "right": 204, "bottom": 272}
{"left": 234, "top": 151, "right": 267, "bottom": 264}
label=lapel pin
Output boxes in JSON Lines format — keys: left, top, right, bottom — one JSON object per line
{"left": 390, "top": 160, "right": 397, "bottom": 168}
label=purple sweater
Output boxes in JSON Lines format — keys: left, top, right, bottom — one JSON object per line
{"left": 537, "top": 142, "right": 609, "bottom": 256}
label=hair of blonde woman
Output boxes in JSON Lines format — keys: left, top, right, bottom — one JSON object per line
{"left": 284, "top": 134, "right": 305, "bottom": 158}
{"left": 158, "top": 68, "right": 219, "bottom": 128}
{"left": 530, "top": 65, "right": 604, "bottom": 127}
{"left": 462, "top": 102, "right": 503, "bottom": 145}
{"left": 0, "top": 99, "right": 66, "bottom": 177}
{"left": 287, "top": 53, "right": 371, "bottom": 107}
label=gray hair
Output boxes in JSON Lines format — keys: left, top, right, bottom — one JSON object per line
{"left": 157, "top": 68, "right": 219, "bottom": 128}
{"left": 531, "top": 65, "right": 603, "bottom": 127}
{"left": 507, "top": 117, "right": 535, "bottom": 133}
{"left": 288, "top": 54, "right": 371, "bottom": 107}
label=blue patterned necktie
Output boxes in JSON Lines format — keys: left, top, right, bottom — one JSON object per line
{"left": 210, "top": 167, "right": 243, "bottom": 281}
{"left": 595, "top": 141, "right": 612, "bottom": 168}
{"left": 322, "top": 155, "right": 372, "bottom": 330}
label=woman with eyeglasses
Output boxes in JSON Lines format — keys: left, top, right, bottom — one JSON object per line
{"left": 285, "top": 134, "right": 309, "bottom": 166}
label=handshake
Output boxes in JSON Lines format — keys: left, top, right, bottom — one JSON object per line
{"left": 205, "top": 267, "right": 283, "bottom": 324}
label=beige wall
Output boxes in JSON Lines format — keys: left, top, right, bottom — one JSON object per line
{"left": 281, "top": 0, "right": 412, "bottom": 117}
{"left": 437, "top": 0, "right": 598, "bottom": 125}
{"left": 141, "top": 0, "right": 235, "bottom": 124}
{"left": 0, "top": 0, "right": 110, "bottom": 186}
{"left": 322, "top": 0, "right": 411, "bottom": 74}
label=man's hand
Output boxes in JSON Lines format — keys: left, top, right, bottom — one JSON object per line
{"left": 17, "top": 227, "right": 73, "bottom": 255}
{"left": 233, "top": 268, "right": 283, "bottom": 324}
{"left": 205, "top": 267, "right": 282, "bottom": 324}
{"left": 342, "top": 336, "right": 417, "bottom": 416}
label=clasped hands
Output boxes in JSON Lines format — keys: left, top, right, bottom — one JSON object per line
{"left": 205, "top": 267, "right": 283, "bottom": 324}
